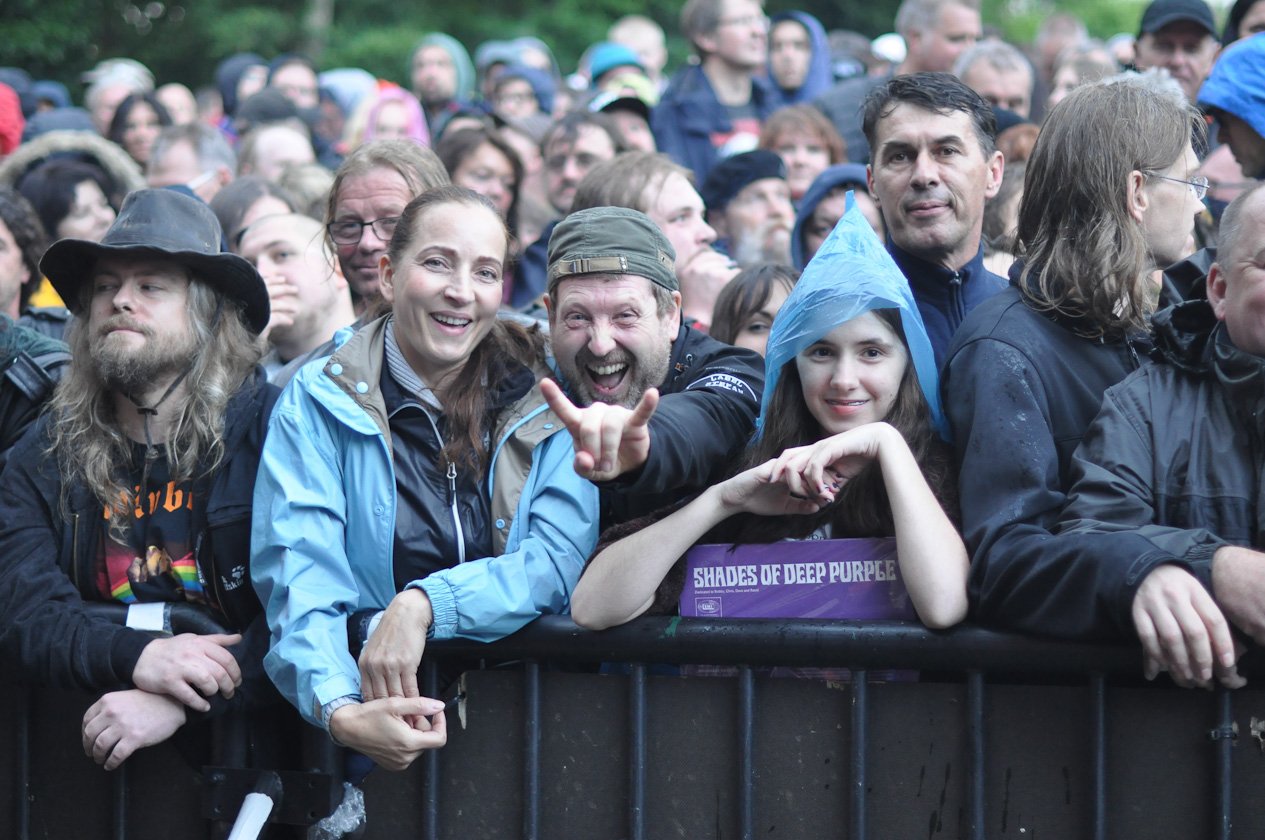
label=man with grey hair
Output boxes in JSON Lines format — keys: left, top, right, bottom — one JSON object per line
{"left": 816, "top": 0, "right": 983, "bottom": 162}
{"left": 84, "top": 58, "right": 153, "bottom": 135}
{"left": 1054, "top": 183, "right": 1265, "bottom": 690}
{"left": 147, "top": 123, "right": 237, "bottom": 203}
{"left": 953, "top": 40, "right": 1035, "bottom": 118}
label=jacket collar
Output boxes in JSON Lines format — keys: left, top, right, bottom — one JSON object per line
{"left": 888, "top": 241, "right": 988, "bottom": 305}
{"left": 1213, "top": 323, "right": 1265, "bottom": 420}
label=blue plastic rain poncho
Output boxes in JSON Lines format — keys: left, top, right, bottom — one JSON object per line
{"left": 760, "top": 192, "right": 947, "bottom": 438}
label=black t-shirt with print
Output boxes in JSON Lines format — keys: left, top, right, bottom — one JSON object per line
{"left": 95, "top": 444, "right": 205, "bottom": 606}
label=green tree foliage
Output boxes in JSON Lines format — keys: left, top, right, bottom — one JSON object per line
{"left": 18, "top": 0, "right": 1173, "bottom": 103}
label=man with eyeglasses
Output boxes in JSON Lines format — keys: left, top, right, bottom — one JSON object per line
{"left": 513, "top": 112, "right": 625, "bottom": 309}
{"left": 323, "top": 139, "right": 450, "bottom": 317}
{"left": 651, "top": 0, "right": 779, "bottom": 183}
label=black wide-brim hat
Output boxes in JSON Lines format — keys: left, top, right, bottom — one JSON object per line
{"left": 40, "top": 188, "right": 270, "bottom": 335}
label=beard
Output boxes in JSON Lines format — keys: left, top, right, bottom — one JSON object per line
{"left": 558, "top": 344, "right": 671, "bottom": 410}
{"left": 731, "top": 220, "right": 792, "bottom": 269}
{"left": 90, "top": 316, "right": 197, "bottom": 395}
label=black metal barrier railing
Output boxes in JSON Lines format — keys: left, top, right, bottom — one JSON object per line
{"left": 7, "top": 616, "right": 1265, "bottom": 839}
{"left": 414, "top": 617, "right": 1265, "bottom": 840}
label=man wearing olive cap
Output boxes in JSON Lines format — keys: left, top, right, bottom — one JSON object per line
{"left": 542, "top": 205, "right": 764, "bottom": 526}
{"left": 0, "top": 188, "right": 278, "bottom": 771}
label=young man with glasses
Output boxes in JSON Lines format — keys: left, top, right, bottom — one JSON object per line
{"left": 651, "top": 0, "right": 779, "bottom": 183}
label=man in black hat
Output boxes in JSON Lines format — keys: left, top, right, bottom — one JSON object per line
{"left": 541, "top": 206, "right": 764, "bottom": 526}
{"left": 0, "top": 188, "right": 277, "bottom": 770}
{"left": 1134, "top": 0, "right": 1220, "bottom": 104}
{"left": 699, "top": 149, "right": 795, "bottom": 269}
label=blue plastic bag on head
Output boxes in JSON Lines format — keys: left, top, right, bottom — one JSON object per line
{"left": 759, "top": 191, "right": 946, "bottom": 439}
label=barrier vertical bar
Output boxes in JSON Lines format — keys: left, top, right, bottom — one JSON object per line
{"left": 1215, "top": 687, "right": 1233, "bottom": 840}
{"left": 1090, "top": 673, "right": 1107, "bottom": 840}
{"left": 629, "top": 663, "right": 647, "bottom": 840}
{"left": 738, "top": 666, "right": 755, "bottom": 840}
{"left": 15, "top": 685, "right": 29, "bottom": 840}
{"left": 522, "top": 660, "right": 541, "bottom": 840}
{"left": 112, "top": 765, "right": 127, "bottom": 840}
{"left": 422, "top": 659, "right": 441, "bottom": 840}
{"left": 850, "top": 670, "right": 868, "bottom": 840}
{"left": 967, "top": 670, "right": 985, "bottom": 840}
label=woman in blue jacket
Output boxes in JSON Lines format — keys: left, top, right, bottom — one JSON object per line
{"left": 252, "top": 186, "right": 598, "bottom": 770}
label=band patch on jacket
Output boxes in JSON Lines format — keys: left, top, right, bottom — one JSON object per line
{"left": 684, "top": 371, "right": 757, "bottom": 402}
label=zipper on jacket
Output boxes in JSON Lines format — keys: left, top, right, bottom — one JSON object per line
{"left": 950, "top": 272, "right": 964, "bottom": 322}
{"left": 71, "top": 512, "right": 81, "bottom": 593}
{"left": 446, "top": 461, "right": 466, "bottom": 564}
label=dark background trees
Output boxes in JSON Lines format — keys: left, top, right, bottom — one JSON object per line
{"left": 1, "top": 0, "right": 1152, "bottom": 99}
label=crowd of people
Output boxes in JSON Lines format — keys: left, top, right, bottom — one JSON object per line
{"left": 0, "top": 0, "right": 1263, "bottom": 783}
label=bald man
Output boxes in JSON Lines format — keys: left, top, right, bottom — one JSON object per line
{"left": 237, "top": 213, "right": 356, "bottom": 380}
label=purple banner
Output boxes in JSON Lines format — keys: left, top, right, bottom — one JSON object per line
{"left": 679, "top": 538, "right": 916, "bottom": 621}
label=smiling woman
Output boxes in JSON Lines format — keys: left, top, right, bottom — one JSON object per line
{"left": 251, "top": 185, "right": 598, "bottom": 771}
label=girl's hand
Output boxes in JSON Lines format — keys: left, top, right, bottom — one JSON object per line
{"left": 716, "top": 460, "right": 828, "bottom": 518}
{"left": 769, "top": 423, "right": 896, "bottom": 503}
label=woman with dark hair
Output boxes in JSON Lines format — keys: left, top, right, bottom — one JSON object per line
{"left": 571, "top": 202, "right": 967, "bottom": 631}
{"left": 252, "top": 186, "right": 597, "bottom": 770}
{"left": 17, "top": 158, "right": 117, "bottom": 244}
{"left": 435, "top": 126, "right": 522, "bottom": 236}
{"left": 107, "top": 92, "right": 172, "bottom": 168}
{"left": 208, "top": 176, "right": 297, "bottom": 253}
{"left": 709, "top": 262, "right": 798, "bottom": 356}
{"left": 0, "top": 187, "right": 49, "bottom": 318}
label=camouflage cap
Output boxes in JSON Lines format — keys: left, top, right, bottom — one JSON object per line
{"left": 547, "top": 206, "right": 678, "bottom": 292}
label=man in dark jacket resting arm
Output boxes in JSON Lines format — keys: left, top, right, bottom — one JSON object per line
{"left": 0, "top": 189, "right": 276, "bottom": 769}
{"left": 1059, "top": 183, "right": 1265, "bottom": 690}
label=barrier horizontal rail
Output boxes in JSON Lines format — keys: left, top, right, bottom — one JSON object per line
{"left": 425, "top": 615, "right": 1160, "bottom": 676}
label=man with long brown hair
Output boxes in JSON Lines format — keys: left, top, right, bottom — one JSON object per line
{"left": 942, "top": 74, "right": 1207, "bottom": 665}
{"left": 0, "top": 188, "right": 277, "bottom": 770}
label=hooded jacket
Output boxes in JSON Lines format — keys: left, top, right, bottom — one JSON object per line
{"left": 651, "top": 64, "right": 779, "bottom": 184}
{"left": 764, "top": 11, "right": 834, "bottom": 106}
{"left": 0, "top": 128, "right": 146, "bottom": 199}
{"left": 791, "top": 164, "right": 869, "bottom": 269}
{"left": 410, "top": 34, "right": 475, "bottom": 138}
{"left": 251, "top": 316, "right": 598, "bottom": 727}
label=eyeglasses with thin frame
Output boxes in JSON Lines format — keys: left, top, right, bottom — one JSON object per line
{"left": 717, "top": 13, "right": 770, "bottom": 28}
{"left": 1144, "top": 172, "right": 1210, "bottom": 202}
{"left": 326, "top": 216, "right": 401, "bottom": 246}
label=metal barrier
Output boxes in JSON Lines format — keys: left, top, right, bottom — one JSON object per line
{"left": 6, "top": 617, "right": 1265, "bottom": 839}
{"left": 406, "top": 618, "right": 1265, "bottom": 840}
